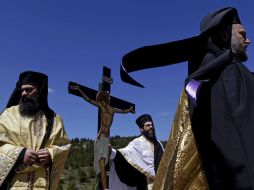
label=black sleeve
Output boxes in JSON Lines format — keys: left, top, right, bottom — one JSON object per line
{"left": 114, "top": 150, "right": 147, "bottom": 190}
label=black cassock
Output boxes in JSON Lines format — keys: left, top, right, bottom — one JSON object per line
{"left": 120, "top": 7, "right": 254, "bottom": 189}
{"left": 187, "top": 40, "right": 254, "bottom": 189}
{"left": 112, "top": 150, "right": 147, "bottom": 190}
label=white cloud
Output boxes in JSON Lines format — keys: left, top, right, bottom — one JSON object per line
{"left": 156, "top": 112, "right": 170, "bottom": 117}
{"left": 48, "top": 88, "right": 55, "bottom": 93}
{"left": 160, "top": 112, "right": 170, "bottom": 117}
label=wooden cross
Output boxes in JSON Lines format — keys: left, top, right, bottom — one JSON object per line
{"left": 68, "top": 66, "right": 135, "bottom": 190}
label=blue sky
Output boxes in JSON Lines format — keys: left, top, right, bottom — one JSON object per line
{"left": 0, "top": 1, "right": 253, "bottom": 140}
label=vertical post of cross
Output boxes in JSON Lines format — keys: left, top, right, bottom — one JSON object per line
{"left": 98, "top": 66, "right": 112, "bottom": 190}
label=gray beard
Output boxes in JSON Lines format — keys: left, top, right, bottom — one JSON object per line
{"left": 231, "top": 35, "right": 248, "bottom": 62}
{"left": 19, "top": 95, "right": 41, "bottom": 117}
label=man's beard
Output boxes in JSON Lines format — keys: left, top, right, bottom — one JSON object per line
{"left": 231, "top": 35, "right": 248, "bottom": 62}
{"left": 142, "top": 128, "right": 157, "bottom": 142}
{"left": 19, "top": 94, "right": 41, "bottom": 117}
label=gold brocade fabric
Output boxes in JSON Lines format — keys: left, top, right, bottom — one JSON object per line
{"left": 152, "top": 91, "right": 209, "bottom": 190}
{"left": 0, "top": 143, "right": 23, "bottom": 187}
{"left": 0, "top": 105, "right": 71, "bottom": 190}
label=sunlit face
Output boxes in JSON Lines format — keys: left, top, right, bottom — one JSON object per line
{"left": 20, "top": 84, "right": 40, "bottom": 116}
{"left": 140, "top": 121, "right": 156, "bottom": 140}
{"left": 21, "top": 84, "right": 38, "bottom": 98}
{"left": 231, "top": 24, "right": 251, "bottom": 62}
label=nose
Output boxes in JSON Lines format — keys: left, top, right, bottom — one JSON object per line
{"left": 21, "top": 90, "right": 28, "bottom": 97}
{"left": 148, "top": 124, "right": 153, "bottom": 130}
{"left": 245, "top": 38, "right": 251, "bottom": 45}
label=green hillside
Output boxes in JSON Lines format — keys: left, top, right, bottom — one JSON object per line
{"left": 58, "top": 136, "right": 166, "bottom": 190}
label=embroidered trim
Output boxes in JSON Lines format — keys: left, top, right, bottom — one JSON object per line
{"left": 0, "top": 147, "right": 23, "bottom": 186}
{"left": 27, "top": 171, "right": 35, "bottom": 190}
{"left": 119, "top": 137, "right": 157, "bottom": 179}
{"left": 31, "top": 113, "right": 44, "bottom": 138}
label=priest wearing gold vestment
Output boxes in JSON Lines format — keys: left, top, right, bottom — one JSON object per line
{"left": 0, "top": 71, "right": 71, "bottom": 190}
{"left": 120, "top": 7, "right": 252, "bottom": 190}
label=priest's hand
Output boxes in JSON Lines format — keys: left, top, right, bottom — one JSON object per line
{"left": 23, "top": 148, "right": 38, "bottom": 165}
{"left": 37, "top": 149, "right": 52, "bottom": 165}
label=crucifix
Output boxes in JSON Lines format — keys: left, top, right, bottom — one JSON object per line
{"left": 68, "top": 66, "right": 135, "bottom": 190}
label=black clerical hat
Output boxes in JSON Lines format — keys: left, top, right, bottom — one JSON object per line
{"left": 200, "top": 7, "right": 240, "bottom": 34}
{"left": 121, "top": 7, "right": 240, "bottom": 88}
{"left": 6, "top": 71, "right": 49, "bottom": 109}
{"left": 19, "top": 71, "right": 48, "bottom": 89}
{"left": 136, "top": 114, "right": 153, "bottom": 128}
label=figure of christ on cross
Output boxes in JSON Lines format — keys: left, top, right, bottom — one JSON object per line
{"left": 69, "top": 83, "right": 134, "bottom": 190}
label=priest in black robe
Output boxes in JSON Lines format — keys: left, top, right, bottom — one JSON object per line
{"left": 109, "top": 114, "right": 164, "bottom": 190}
{"left": 120, "top": 7, "right": 253, "bottom": 190}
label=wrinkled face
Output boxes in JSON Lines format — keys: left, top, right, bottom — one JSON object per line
{"left": 231, "top": 24, "right": 251, "bottom": 62}
{"left": 140, "top": 121, "right": 156, "bottom": 141}
{"left": 19, "top": 84, "right": 40, "bottom": 116}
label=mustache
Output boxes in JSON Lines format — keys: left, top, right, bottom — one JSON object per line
{"left": 21, "top": 96, "right": 35, "bottom": 103}
{"left": 20, "top": 93, "right": 39, "bottom": 103}
{"left": 244, "top": 44, "right": 249, "bottom": 51}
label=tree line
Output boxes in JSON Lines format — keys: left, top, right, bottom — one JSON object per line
{"left": 58, "top": 136, "right": 166, "bottom": 190}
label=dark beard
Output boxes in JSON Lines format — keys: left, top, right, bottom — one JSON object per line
{"left": 19, "top": 94, "right": 41, "bottom": 117}
{"left": 142, "top": 128, "right": 157, "bottom": 142}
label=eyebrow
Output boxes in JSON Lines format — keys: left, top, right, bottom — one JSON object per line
{"left": 21, "top": 87, "right": 36, "bottom": 92}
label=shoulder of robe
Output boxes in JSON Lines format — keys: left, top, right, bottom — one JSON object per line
{"left": 0, "top": 105, "right": 20, "bottom": 119}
